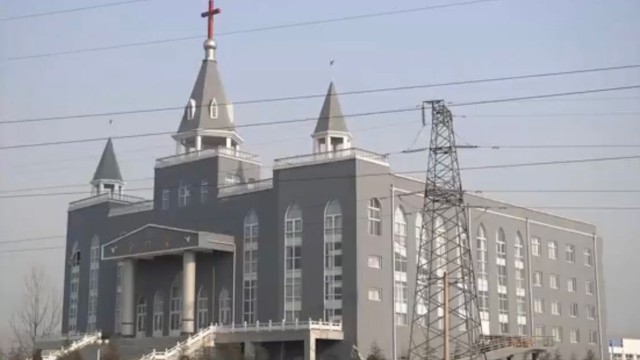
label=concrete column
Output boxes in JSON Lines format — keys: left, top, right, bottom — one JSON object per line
{"left": 244, "top": 342, "right": 255, "bottom": 358}
{"left": 226, "top": 137, "right": 232, "bottom": 148}
{"left": 182, "top": 251, "right": 196, "bottom": 334}
{"left": 304, "top": 335, "right": 316, "bottom": 360}
{"left": 195, "top": 136, "right": 202, "bottom": 151}
{"left": 121, "top": 259, "right": 135, "bottom": 337}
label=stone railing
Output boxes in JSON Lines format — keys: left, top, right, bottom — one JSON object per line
{"left": 218, "top": 179, "right": 273, "bottom": 197}
{"left": 139, "top": 326, "right": 214, "bottom": 360}
{"left": 480, "top": 335, "right": 555, "bottom": 353}
{"left": 39, "top": 331, "right": 102, "bottom": 360}
{"left": 69, "top": 193, "right": 146, "bottom": 212}
{"left": 155, "top": 147, "right": 260, "bottom": 168}
{"left": 273, "top": 148, "right": 389, "bottom": 170}
{"left": 214, "top": 319, "right": 343, "bottom": 334}
{"left": 109, "top": 200, "right": 154, "bottom": 217}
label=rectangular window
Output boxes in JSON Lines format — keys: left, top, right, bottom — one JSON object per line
{"left": 499, "top": 293, "right": 509, "bottom": 315}
{"left": 570, "top": 329, "right": 580, "bottom": 344}
{"left": 535, "top": 325, "right": 546, "bottom": 337}
{"left": 586, "top": 304, "right": 596, "bottom": 320}
{"left": 551, "top": 301, "right": 561, "bottom": 316}
{"left": 225, "top": 173, "right": 241, "bottom": 185}
{"left": 515, "top": 268, "right": 525, "bottom": 290}
{"left": 531, "top": 237, "right": 541, "bottom": 256}
{"left": 586, "top": 280, "right": 594, "bottom": 295}
{"left": 497, "top": 265, "right": 508, "bottom": 287}
{"left": 200, "top": 180, "right": 208, "bottom": 204}
{"left": 568, "top": 278, "right": 577, "bottom": 293}
{"left": 584, "top": 248, "right": 593, "bottom": 267}
{"left": 550, "top": 274, "right": 559, "bottom": 289}
{"left": 368, "top": 255, "right": 382, "bottom": 269}
{"left": 367, "top": 199, "right": 382, "bottom": 236}
{"left": 517, "top": 296, "right": 526, "bottom": 316}
{"left": 162, "top": 189, "right": 170, "bottom": 210}
{"left": 500, "top": 322, "right": 509, "bottom": 335}
{"left": 533, "top": 271, "right": 543, "bottom": 287}
{"left": 566, "top": 244, "right": 575, "bottom": 263}
{"left": 368, "top": 288, "right": 382, "bottom": 301}
{"left": 589, "top": 330, "right": 598, "bottom": 345}
{"left": 570, "top": 303, "right": 579, "bottom": 318}
{"left": 534, "top": 298, "right": 544, "bottom": 314}
{"left": 548, "top": 241, "right": 557, "bottom": 260}
{"left": 552, "top": 326, "right": 563, "bottom": 343}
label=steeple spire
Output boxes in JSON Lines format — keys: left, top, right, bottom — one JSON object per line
{"left": 173, "top": 0, "right": 242, "bottom": 155}
{"left": 312, "top": 81, "right": 352, "bottom": 153}
{"left": 91, "top": 138, "right": 124, "bottom": 195}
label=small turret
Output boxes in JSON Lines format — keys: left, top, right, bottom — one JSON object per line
{"left": 91, "top": 138, "right": 124, "bottom": 195}
{"left": 312, "top": 81, "right": 352, "bottom": 153}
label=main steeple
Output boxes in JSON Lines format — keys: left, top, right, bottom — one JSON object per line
{"left": 173, "top": 0, "right": 242, "bottom": 154}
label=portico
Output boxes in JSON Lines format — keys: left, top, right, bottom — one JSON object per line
{"left": 102, "top": 224, "right": 235, "bottom": 337}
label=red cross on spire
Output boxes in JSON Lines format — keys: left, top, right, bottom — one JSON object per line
{"left": 201, "top": 0, "right": 221, "bottom": 40}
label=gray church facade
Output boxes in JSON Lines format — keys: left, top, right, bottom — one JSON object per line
{"left": 59, "top": 19, "right": 607, "bottom": 360}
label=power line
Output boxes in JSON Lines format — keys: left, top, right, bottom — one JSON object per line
{"left": 2, "top": 153, "right": 640, "bottom": 198}
{"left": 1, "top": 0, "right": 150, "bottom": 21}
{"left": 2, "top": 84, "right": 639, "bottom": 151}
{"left": 0, "top": 246, "right": 65, "bottom": 254}
{"left": 6, "top": 0, "right": 499, "bottom": 60}
{"left": 4, "top": 64, "right": 639, "bottom": 125}
{"left": 0, "top": 235, "right": 65, "bottom": 245}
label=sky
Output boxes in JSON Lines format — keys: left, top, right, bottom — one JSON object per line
{"left": 1, "top": 0, "right": 639, "bottom": 348}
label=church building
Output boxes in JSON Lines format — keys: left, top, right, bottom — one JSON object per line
{"left": 57, "top": 2, "right": 607, "bottom": 360}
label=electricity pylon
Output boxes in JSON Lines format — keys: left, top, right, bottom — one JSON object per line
{"left": 408, "top": 100, "right": 485, "bottom": 360}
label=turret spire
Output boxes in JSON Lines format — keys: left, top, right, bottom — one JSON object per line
{"left": 91, "top": 138, "right": 124, "bottom": 195}
{"left": 312, "top": 81, "right": 352, "bottom": 153}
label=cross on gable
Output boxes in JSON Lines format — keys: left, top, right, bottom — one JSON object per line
{"left": 201, "top": 0, "right": 222, "bottom": 40}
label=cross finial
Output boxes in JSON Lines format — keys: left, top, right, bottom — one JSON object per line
{"left": 201, "top": 0, "right": 221, "bottom": 40}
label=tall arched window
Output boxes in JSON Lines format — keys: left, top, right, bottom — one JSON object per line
{"left": 68, "top": 242, "right": 80, "bottom": 334}
{"left": 367, "top": 198, "right": 382, "bottom": 236}
{"left": 415, "top": 213, "right": 427, "bottom": 324}
{"left": 243, "top": 210, "right": 259, "bottom": 324}
{"left": 114, "top": 262, "right": 123, "bottom": 333}
{"left": 496, "top": 227, "right": 509, "bottom": 334}
{"left": 219, "top": 288, "right": 231, "bottom": 325}
{"left": 515, "top": 231, "right": 527, "bottom": 335}
{"left": 394, "top": 206, "right": 408, "bottom": 326}
{"left": 187, "top": 98, "right": 196, "bottom": 120}
{"left": 136, "top": 296, "right": 147, "bottom": 337}
{"left": 153, "top": 291, "right": 164, "bottom": 337}
{"left": 209, "top": 98, "right": 218, "bottom": 119}
{"left": 197, "top": 286, "right": 209, "bottom": 330}
{"left": 178, "top": 181, "right": 191, "bottom": 207}
{"left": 284, "top": 204, "right": 302, "bottom": 322}
{"left": 87, "top": 236, "right": 100, "bottom": 332}
{"left": 169, "top": 274, "right": 182, "bottom": 336}
{"left": 324, "top": 200, "right": 343, "bottom": 323}
{"left": 476, "top": 224, "right": 489, "bottom": 326}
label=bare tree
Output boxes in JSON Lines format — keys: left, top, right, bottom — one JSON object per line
{"left": 10, "top": 267, "right": 61, "bottom": 357}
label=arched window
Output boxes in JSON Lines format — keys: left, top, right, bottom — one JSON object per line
{"left": 284, "top": 204, "right": 302, "bottom": 322}
{"left": 68, "top": 242, "right": 80, "bottom": 334}
{"left": 153, "top": 291, "right": 164, "bottom": 337}
{"left": 136, "top": 296, "right": 147, "bottom": 337}
{"left": 219, "top": 288, "right": 231, "bottom": 325}
{"left": 115, "top": 261, "right": 123, "bottom": 333}
{"left": 197, "top": 286, "right": 209, "bottom": 329}
{"left": 87, "top": 236, "right": 100, "bottom": 332}
{"left": 243, "top": 210, "right": 259, "bottom": 324}
{"left": 209, "top": 98, "right": 218, "bottom": 119}
{"left": 324, "top": 200, "right": 342, "bottom": 323}
{"left": 169, "top": 274, "right": 182, "bottom": 336}
{"left": 414, "top": 212, "right": 427, "bottom": 323}
{"left": 367, "top": 198, "right": 382, "bottom": 236}
{"left": 394, "top": 206, "right": 408, "bottom": 326}
{"left": 187, "top": 98, "right": 196, "bottom": 120}
{"left": 514, "top": 231, "right": 527, "bottom": 334}
{"left": 178, "top": 181, "right": 191, "bottom": 207}
{"left": 496, "top": 227, "right": 509, "bottom": 333}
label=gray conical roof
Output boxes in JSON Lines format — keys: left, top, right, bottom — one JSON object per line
{"left": 92, "top": 138, "right": 122, "bottom": 182}
{"left": 313, "top": 82, "right": 349, "bottom": 134}
{"left": 177, "top": 59, "right": 235, "bottom": 133}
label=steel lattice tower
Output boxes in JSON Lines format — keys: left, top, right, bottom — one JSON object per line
{"left": 408, "top": 100, "right": 485, "bottom": 360}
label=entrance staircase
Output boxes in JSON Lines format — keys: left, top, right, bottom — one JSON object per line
{"left": 482, "top": 336, "right": 555, "bottom": 360}
{"left": 138, "top": 326, "right": 216, "bottom": 360}
{"left": 40, "top": 332, "right": 102, "bottom": 360}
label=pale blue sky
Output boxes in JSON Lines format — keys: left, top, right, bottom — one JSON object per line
{"left": 1, "top": 0, "right": 639, "bottom": 347}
